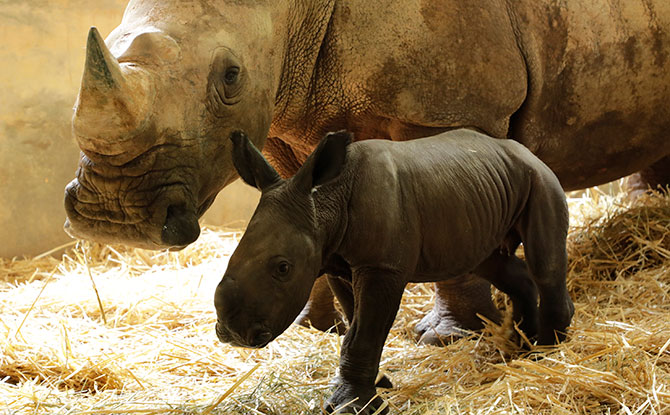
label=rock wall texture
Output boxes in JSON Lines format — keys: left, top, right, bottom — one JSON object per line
{"left": 0, "top": 1, "right": 257, "bottom": 258}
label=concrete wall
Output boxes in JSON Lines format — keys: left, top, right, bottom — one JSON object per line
{"left": 0, "top": 0, "right": 257, "bottom": 258}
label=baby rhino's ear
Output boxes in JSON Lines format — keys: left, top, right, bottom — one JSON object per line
{"left": 295, "top": 130, "right": 352, "bottom": 191}
{"left": 313, "top": 131, "right": 352, "bottom": 186}
{"left": 230, "top": 131, "right": 282, "bottom": 191}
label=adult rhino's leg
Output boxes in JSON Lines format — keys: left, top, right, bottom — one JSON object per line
{"left": 327, "top": 275, "right": 354, "bottom": 324}
{"left": 265, "top": 137, "right": 345, "bottom": 333}
{"left": 625, "top": 155, "right": 670, "bottom": 198}
{"left": 293, "top": 276, "right": 346, "bottom": 334}
{"left": 415, "top": 274, "right": 501, "bottom": 346}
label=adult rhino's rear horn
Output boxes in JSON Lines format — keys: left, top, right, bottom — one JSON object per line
{"left": 72, "top": 27, "right": 154, "bottom": 156}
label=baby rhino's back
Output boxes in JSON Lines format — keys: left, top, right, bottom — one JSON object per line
{"left": 347, "top": 129, "right": 561, "bottom": 279}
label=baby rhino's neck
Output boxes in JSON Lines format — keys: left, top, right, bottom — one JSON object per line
{"left": 312, "top": 165, "right": 355, "bottom": 258}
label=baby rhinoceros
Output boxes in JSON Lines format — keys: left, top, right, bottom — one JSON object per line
{"left": 215, "top": 128, "right": 575, "bottom": 414}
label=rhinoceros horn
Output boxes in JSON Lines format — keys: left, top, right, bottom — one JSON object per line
{"left": 72, "top": 27, "right": 153, "bottom": 156}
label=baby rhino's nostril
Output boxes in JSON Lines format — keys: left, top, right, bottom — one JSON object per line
{"left": 248, "top": 328, "right": 272, "bottom": 348}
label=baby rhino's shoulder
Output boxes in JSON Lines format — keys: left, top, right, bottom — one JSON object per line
{"left": 440, "top": 129, "right": 531, "bottom": 156}
{"left": 440, "top": 129, "right": 549, "bottom": 170}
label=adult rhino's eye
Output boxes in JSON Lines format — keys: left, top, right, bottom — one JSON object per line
{"left": 224, "top": 67, "right": 239, "bottom": 85}
{"left": 207, "top": 49, "right": 245, "bottom": 110}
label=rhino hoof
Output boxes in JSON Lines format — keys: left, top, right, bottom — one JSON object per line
{"left": 375, "top": 375, "right": 393, "bottom": 389}
{"left": 294, "top": 299, "right": 347, "bottom": 335}
{"left": 325, "top": 384, "right": 386, "bottom": 415}
{"left": 414, "top": 310, "right": 468, "bottom": 346}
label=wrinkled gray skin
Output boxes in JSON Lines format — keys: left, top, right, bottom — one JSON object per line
{"left": 216, "top": 129, "right": 574, "bottom": 414}
{"left": 65, "top": 0, "right": 670, "bottom": 344}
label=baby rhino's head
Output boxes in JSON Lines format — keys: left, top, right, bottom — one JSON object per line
{"left": 214, "top": 131, "right": 351, "bottom": 348}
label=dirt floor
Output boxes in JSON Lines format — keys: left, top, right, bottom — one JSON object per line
{"left": 1, "top": 187, "right": 668, "bottom": 414}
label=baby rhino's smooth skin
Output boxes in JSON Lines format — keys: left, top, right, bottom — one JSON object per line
{"left": 215, "top": 128, "right": 574, "bottom": 414}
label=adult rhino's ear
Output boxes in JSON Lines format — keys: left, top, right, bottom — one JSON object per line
{"left": 294, "top": 130, "right": 352, "bottom": 192}
{"left": 230, "top": 131, "right": 281, "bottom": 191}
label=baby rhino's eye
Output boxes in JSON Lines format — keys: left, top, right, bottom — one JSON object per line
{"left": 273, "top": 260, "right": 292, "bottom": 281}
{"left": 277, "top": 261, "right": 291, "bottom": 276}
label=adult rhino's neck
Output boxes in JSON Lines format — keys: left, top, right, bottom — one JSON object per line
{"left": 270, "top": 0, "right": 336, "bottom": 143}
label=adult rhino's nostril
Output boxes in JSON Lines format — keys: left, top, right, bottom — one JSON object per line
{"left": 161, "top": 204, "right": 200, "bottom": 247}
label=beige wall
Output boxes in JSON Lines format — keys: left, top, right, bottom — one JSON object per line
{"left": 0, "top": 0, "right": 257, "bottom": 258}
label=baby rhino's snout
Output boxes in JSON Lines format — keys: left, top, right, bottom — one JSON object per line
{"left": 246, "top": 324, "right": 273, "bottom": 348}
{"left": 214, "top": 275, "right": 273, "bottom": 348}
{"left": 214, "top": 276, "right": 238, "bottom": 320}
{"left": 214, "top": 276, "right": 243, "bottom": 344}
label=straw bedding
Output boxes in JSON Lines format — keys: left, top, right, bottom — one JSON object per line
{"left": 1, "top": 187, "right": 668, "bottom": 414}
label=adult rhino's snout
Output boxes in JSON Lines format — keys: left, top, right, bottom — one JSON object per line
{"left": 64, "top": 176, "right": 201, "bottom": 250}
{"left": 161, "top": 204, "right": 200, "bottom": 247}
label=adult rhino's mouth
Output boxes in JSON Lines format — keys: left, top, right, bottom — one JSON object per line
{"left": 63, "top": 158, "right": 212, "bottom": 250}
{"left": 64, "top": 180, "right": 201, "bottom": 250}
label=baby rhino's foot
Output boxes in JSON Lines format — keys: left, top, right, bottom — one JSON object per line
{"left": 325, "top": 382, "right": 386, "bottom": 414}
{"left": 538, "top": 296, "right": 575, "bottom": 345}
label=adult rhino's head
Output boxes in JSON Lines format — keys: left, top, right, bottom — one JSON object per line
{"left": 215, "top": 131, "right": 349, "bottom": 348}
{"left": 64, "top": 1, "right": 282, "bottom": 249}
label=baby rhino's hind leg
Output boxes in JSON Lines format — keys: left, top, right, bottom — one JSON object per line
{"left": 475, "top": 246, "right": 539, "bottom": 340}
{"left": 518, "top": 188, "right": 574, "bottom": 345}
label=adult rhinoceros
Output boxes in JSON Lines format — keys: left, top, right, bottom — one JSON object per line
{"left": 65, "top": 0, "right": 670, "bottom": 344}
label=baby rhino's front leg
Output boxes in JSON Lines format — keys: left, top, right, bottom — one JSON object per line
{"left": 326, "top": 269, "right": 406, "bottom": 414}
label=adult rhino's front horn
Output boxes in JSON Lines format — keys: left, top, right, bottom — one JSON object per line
{"left": 72, "top": 27, "right": 154, "bottom": 158}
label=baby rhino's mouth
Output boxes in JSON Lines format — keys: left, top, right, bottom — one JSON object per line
{"left": 215, "top": 321, "right": 273, "bottom": 349}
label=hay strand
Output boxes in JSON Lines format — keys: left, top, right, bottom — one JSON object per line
{"left": 203, "top": 363, "right": 261, "bottom": 414}
{"left": 13, "top": 267, "right": 57, "bottom": 339}
{"left": 79, "top": 243, "right": 108, "bottom": 325}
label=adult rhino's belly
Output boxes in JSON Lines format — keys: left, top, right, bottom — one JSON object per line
{"left": 516, "top": 114, "right": 670, "bottom": 191}
{"left": 509, "top": 0, "right": 670, "bottom": 190}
